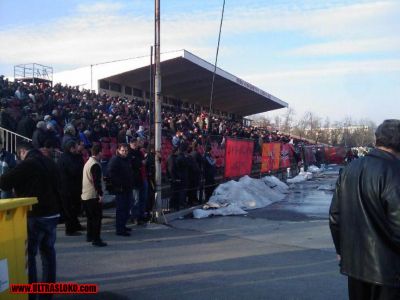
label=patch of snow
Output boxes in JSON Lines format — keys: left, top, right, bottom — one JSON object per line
{"left": 193, "top": 204, "right": 247, "bottom": 219}
{"left": 193, "top": 175, "right": 288, "bottom": 218}
{"left": 286, "top": 171, "right": 313, "bottom": 183}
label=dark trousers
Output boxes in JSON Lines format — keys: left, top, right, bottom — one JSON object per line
{"left": 82, "top": 198, "right": 102, "bottom": 242}
{"left": 62, "top": 195, "right": 82, "bottom": 234}
{"left": 187, "top": 179, "right": 200, "bottom": 206}
{"left": 137, "top": 180, "right": 148, "bottom": 220}
{"left": 28, "top": 216, "right": 58, "bottom": 300}
{"left": 348, "top": 276, "right": 400, "bottom": 300}
{"left": 170, "top": 181, "right": 186, "bottom": 211}
{"left": 115, "top": 191, "right": 132, "bottom": 234}
{"left": 204, "top": 180, "right": 215, "bottom": 201}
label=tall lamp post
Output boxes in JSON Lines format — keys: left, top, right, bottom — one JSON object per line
{"left": 154, "top": 0, "right": 163, "bottom": 222}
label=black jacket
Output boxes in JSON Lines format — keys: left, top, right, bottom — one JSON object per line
{"left": 17, "top": 116, "right": 36, "bottom": 139}
{"left": 203, "top": 152, "right": 216, "bottom": 183}
{"left": 329, "top": 148, "right": 400, "bottom": 287}
{"left": 128, "top": 148, "right": 143, "bottom": 188}
{"left": 107, "top": 154, "right": 134, "bottom": 193}
{"left": 57, "top": 152, "right": 84, "bottom": 199}
{"left": 0, "top": 149, "right": 61, "bottom": 217}
{"left": 32, "top": 128, "right": 48, "bottom": 149}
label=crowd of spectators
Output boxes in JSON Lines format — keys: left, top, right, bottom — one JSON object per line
{"left": 0, "top": 75, "right": 312, "bottom": 208}
{"left": 0, "top": 75, "right": 308, "bottom": 156}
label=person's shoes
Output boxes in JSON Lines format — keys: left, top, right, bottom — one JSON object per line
{"left": 116, "top": 232, "right": 130, "bottom": 237}
{"left": 65, "top": 231, "right": 82, "bottom": 236}
{"left": 124, "top": 227, "right": 132, "bottom": 232}
{"left": 137, "top": 220, "right": 147, "bottom": 226}
{"left": 86, "top": 237, "right": 93, "bottom": 242}
{"left": 92, "top": 240, "right": 107, "bottom": 247}
{"left": 76, "top": 224, "right": 86, "bottom": 231}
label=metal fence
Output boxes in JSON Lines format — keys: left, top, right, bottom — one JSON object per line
{"left": 0, "top": 126, "right": 32, "bottom": 154}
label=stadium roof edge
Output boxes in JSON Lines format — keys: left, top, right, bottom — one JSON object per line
{"left": 181, "top": 50, "right": 288, "bottom": 108}
{"left": 53, "top": 49, "right": 288, "bottom": 116}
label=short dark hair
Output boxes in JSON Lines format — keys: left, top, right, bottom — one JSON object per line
{"left": 16, "top": 140, "right": 34, "bottom": 152}
{"left": 117, "top": 143, "right": 128, "bottom": 150}
{"left": 91, "top": 143, "right": 102, "bottom": 156}
{"left": 375, "top": 119, "right": 400, "bottom": 152}
{"left": 63, "top": 140, "right": 77, "bottom": 153}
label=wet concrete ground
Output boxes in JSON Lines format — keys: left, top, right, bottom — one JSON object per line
{"left": 49, "top": 166, "right": 346, "bottom": 300}
{"left": 249, "top": 166, "right": 340, "bottom": 221}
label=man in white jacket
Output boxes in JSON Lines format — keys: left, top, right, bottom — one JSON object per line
{"left": 81, "top": 144, "right": 107, "bottom": 247}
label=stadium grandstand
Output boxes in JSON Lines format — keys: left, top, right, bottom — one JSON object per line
{"left": 53, "top": 50, "right": 288, "bottom": 118}
{"left": 0, "top": 50, "right": 345, "bottom": 214}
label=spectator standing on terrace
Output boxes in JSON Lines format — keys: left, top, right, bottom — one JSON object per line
{"left": 0, "top": 141, "right": 61, "bottom": 292}
{"left": 16, "top": 106, "right": 36, "bottom": 139}
{"left": 128, "top": 138, "right": 144, "bottom": 224}
{"left": 61, "top": 124, "right": 77, "bottom": 149}
{"left": 108, "top": 143, "right": 134, "bottom": 236}
{"left": 57, "top": 140, "right": 85, "bottom": 236}
{"left": 203, "top": 145, "right": 216, "bottom": 201}
{"left": 167, "top": 146, "right": 179, "bottom": 211}
{"left": 0, "top": 137, "right": 16, "bottom": 199}
{"left": 171, "top": 143, "right": 189, "bottom": 210}
{"left": 81, "top": 144, "right": 107, "bottom": 247}
{"left": 187, "top": 142, "right": 202, "bottom": 206}
{"left": 329, "top": 119, "right": 400, "bottom": 300}
{"left": 32, "top": 120, "right": 48, "bottom": 149}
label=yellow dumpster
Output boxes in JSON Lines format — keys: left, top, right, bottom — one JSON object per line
{"left": 0, "top": 198, "right": 37, "bottom": 300}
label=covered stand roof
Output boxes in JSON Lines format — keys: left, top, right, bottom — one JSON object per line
{"left": 54, "top": 50, "right": 287, "bottom": 116}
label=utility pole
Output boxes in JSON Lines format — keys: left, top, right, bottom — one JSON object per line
{"left": 154, "top": 0, "right": 163, "bottom": 222}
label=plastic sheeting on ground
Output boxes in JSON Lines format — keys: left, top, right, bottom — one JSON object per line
{"left": 193, "top": 175, "right": 288, "bottom": 219}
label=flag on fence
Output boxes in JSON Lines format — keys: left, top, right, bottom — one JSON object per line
{"left": 261, "top": 142, "right": 281, "bottom": 172}
{"left": 224, "top": 138, "right": 254, "bottom": 178}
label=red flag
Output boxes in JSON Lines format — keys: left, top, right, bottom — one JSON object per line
{"left": 261, "top": 142, "right": 281, "bottom": 172}
{"left": 224, "top": 138, "right": 254, "bottom": 178}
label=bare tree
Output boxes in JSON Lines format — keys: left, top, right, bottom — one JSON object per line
{"left": 281, "top": 107, "right": 295, "bottom": 134}
{"left": 251, "top": 115, "right": 272, "bottom": 128}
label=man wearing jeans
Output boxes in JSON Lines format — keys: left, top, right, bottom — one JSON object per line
{"left": 108, "top": 143, "right": 134, "bottom": 236}
{"left": 0, "top": 141, "right": 61, "bottom": 299}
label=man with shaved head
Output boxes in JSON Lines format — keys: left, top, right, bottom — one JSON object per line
{"left": 330, "top": 119, "right": 400, "bottom": 299}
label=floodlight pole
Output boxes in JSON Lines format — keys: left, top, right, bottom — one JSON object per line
{"left": 154, "top": 0, "right": 163, "bottom": 222}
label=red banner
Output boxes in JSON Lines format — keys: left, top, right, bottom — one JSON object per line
{"left": 261, "top": 142, "right": 281, "bottom": 172}
{"left": 324, "top": 146, "right": 346, "bottom": 164}
{"left": 224, "top": 138, "right": 254, "bottom": 178}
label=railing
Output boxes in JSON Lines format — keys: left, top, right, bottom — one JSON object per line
{"left": 0, "top": 127, "right": 32, "bottom": 154}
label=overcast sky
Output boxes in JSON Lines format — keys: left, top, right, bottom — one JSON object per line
{"left": 0, "top": 0, "right": 399, "bottom": 124}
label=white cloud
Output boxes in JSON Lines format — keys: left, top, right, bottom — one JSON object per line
{"left": 75, "top": 2, "right": 125, "bottom": 14}
{"left": 223, "top": 1, "right": 399, "bottom": 38}
{"left": 244, "top": 59, "right": 400, "bottom": 82}
{"left": 287, "top": 37, "right": 400, "bottom": 56}
{"left": 0, "top": 1, "right": 398, "bottom": 72}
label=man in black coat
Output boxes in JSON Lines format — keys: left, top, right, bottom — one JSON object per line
{"left": 128, "top": 138, "right": 144, "bottom": 223}
{"left": 57, "top": 140, "right": 85, "bottom": 235}
{"left": 107, "top": 143, "right": 134, "bottom": 236}
{"left": 203, "top": 145, "right": 216, "bottom": 202}
{"left": 329, "top": 119, "right": 400, "bottom": 300}
{"left": 167, "top": 143, "right": 188, "bottom": 211}
{"left": 0, "top": 141, "right": 61, "bottom": 289}
{"left": 32, "top": 121, "right": 49, "bottom": 149}
{"left": 187, "top": 142, "right": 202, "bottom": 205}
{"left": 17, "top": 106, "right": 36, "bottom": 139}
